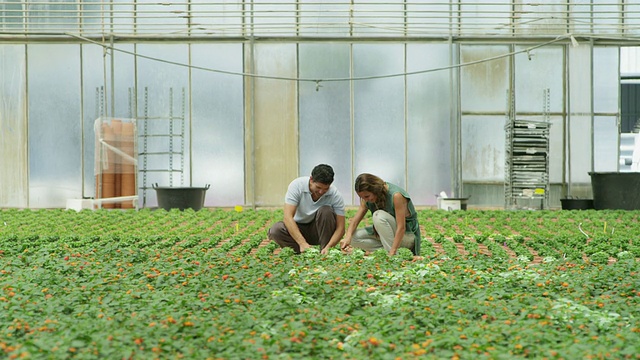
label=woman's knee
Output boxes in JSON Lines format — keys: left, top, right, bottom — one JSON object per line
{"left": 372, "top": 210, "right": 392, "bottom": 224}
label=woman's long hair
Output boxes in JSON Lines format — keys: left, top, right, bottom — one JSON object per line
{"left": 354, "top": 173, "right": 388, "bottom": 210}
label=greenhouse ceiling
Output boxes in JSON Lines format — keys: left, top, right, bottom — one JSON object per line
{"left": 1, "top": 1, "right": 640, "bottom": 43}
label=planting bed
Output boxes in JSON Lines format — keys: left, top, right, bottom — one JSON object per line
{"left": 0, "top": 208, "right": 639, "bottom": 359}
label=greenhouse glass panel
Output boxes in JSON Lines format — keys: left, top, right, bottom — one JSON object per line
{"left": 134, "top": 0, "right": 189, "bottom": 35}
{"left": 591, "top": 0, "right": 622, "bottom": 36}
{"left": 593, "top": 116, "right": 619, "bottom": 172}
{"left": 406, "top": 0, "right": 451, "bottom": 37}
{"left": 81, "top": 43, "right": 136, "bottom": 199}
{"left": 515, "top": 45, "right": 564, "bottom": 113}
{"left": 191, "top": 0, "right": 243, "bottom": 37}
{"left": 0, "top": 0, "right": 24, "bottom": 31}
{"left": 513, "top": 0, "right": 567, "bottom": 36}
{"left": 352, "top": 0, "right": 404, "bottom": 37}
{"left": 80, "top": 0, "right": 110, "bottom": 35}
{"left": 299, "top": 0, "right": 351, "bottom": 37}
{"left": 620, "top": 47, "right": 640, "bottom": 74}
{"left": 568, "top": 2, "right": 592, "bottom": 35}
{"left": 251, "top": 0, "right": 297, "bottom": 36}
{"left": 251, "top": 43, "right": 298, "bottom": 207}
{"left": 567, "top": 115, "right": 592, "bottom": 184}
{"left": 460, "top": 45, "right": 510, "bottom": 113}
{"left": 461, "top": 116, "right": 504, "bottom": 183}
{"left": 568, "top": 46, "right": 591, "bottom": 114}
{"left": 136, "top": 44, "right": 190, "bottom": 207}
{"left": 26, "top": 0, "right": 78, "bottom": 32}
{"left": 406, "top": 43, "right": 453, "bottom": 205}
{"left": 109, "top": 0, "right": 136, "bottom": 35}
{"left": 191, "top": 43, "right": 244, "bottom": 206}
{"left": 81, "top": 44, "right": 107, "bottom": 200}
{"left": 299, "top": 43, "right": 352, "bottom": 204}
{"left": 548, "top": 116, "right": 564, "bottom": 184}
{"left": 593, "top": 46, "right": 619, "bottom": 114}
{"left": 0, "top": 44, "right": 27, "bottom": 207}
{"left": 460, "top": 0, "right": 512, "bottom": 36}
{"left": 625, "top": 2, "right": 640, "bottom": 36}
{"left": 28, "top": 44, "right": 82, "bottom": 208}
{"left": 353, "top": 44, "right": 405, "bottom": 189}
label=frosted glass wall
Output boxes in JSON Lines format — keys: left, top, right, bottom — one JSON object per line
{"left": 514, "top": 46, "right": 563, "bottom": 113}
{"left": 593, "top": 47, "right": 620, "bottom": 173}
{"left": 406, "top": 43, "right": 454, "bottom": 205}
{"left": 81, "top": 43, "right": 137, "bottom": 200}
{"left": 136, "top": 44, "right": 190, "bottom": 207}
{"left": 461, "top": 116, "right": 505, "bottom": 182}
{"left": 460, "top": 45, "right": 510, "bottom": 113}
{"left": 0, "top": 39, "right": 626, "bottom": 209}
{"left": 514, "top": 46, "right": 564, "bottom": 184}
{"left": 0, "top": 45, "right": 27, "bottom": 207}
{"left": 353, "top": 44, "right": 406, "bottom": 195}
{"left": 190, "top": 43, "right": 244, "bottom": 206}
{"left": 28, "top": 44, "right": 82, "bottom": 208}
{"left": 460, "top": 45, "right": 509, "bottom": 182}
{"left": 567, "top": 45, "right": 593, "bottom": 184}
{"left": 299, "top": 43, "right": 353, "bottom": 203}
{"left": 594, "top": 116, "right": 619, "bottom": 172}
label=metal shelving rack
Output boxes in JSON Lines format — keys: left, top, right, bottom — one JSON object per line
{"left": 505, "top": 89, "right": 551, "bottom": 209}
{"left": 137, "top": 87, "right": 186, "bottom": 208}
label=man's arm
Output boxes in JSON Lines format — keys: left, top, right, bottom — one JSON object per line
{"left": 322, "top": 214, "right": 345, "bottom": 253}
{"left": 283, "top": 203, "right": 313, "bottom": 252}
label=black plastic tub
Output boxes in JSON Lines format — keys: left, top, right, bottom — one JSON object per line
{"left": 589, "top": 172, "right": 640, "bottom": 210}
{"left": 153, "top": 184, "right": 210, "bottom": 211}
{"left": 560, "top": 198, "right": 594, "bottom": 210}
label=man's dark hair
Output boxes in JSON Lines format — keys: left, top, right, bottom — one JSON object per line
{"left": 311, "top": 164, "right": 334, "bottom": 185}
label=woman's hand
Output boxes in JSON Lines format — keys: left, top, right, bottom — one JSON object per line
{"left": 340, "top": 236, "right": 352, "bottom": 252}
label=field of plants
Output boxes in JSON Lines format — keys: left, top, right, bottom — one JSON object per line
{"left": 0, "top": 207, "right": 639, "bottom": 359}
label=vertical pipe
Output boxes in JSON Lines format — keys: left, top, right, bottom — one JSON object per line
{"left": 350, "top": 42, "right": 355, "bottom": 205}
{"left": 450, "top": 37, "right": 462, "bottom": 198}
{"left": 590, "top": 38, "right": 595, "bottom": 173}
{"left": 403, "top": 43, "right": 408, "bottom": 192}
{"left": 79, "top": 44, "right": 85, "bottom": 199}
{"left": 564, "top": 44, "right": 571, "bottom": 198}
{"left": 25, "top": 44, "right": 30, "bottom": 208}
{"left": 248, "top": 37, "right": 256, "bottom": 209}
{"left": 188, "top": 44, "right": 193, "bottom": 187}
{"left": 110, "top": 35, "right": 115, "bottom": 119}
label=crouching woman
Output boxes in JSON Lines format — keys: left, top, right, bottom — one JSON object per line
{"left": 341, "top": 173, "right": 421, "bottom": 256}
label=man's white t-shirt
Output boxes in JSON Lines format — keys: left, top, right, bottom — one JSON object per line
{"left": 285, "top": 176, "right": 346, "bottom": 224}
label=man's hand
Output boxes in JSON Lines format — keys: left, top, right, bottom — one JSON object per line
{"left": 299, "top": 242, "right": 313, "bottom": 253}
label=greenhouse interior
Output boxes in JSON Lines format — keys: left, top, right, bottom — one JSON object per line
{"left": 2, "top": 0, "right": 640, "bottom": 211}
